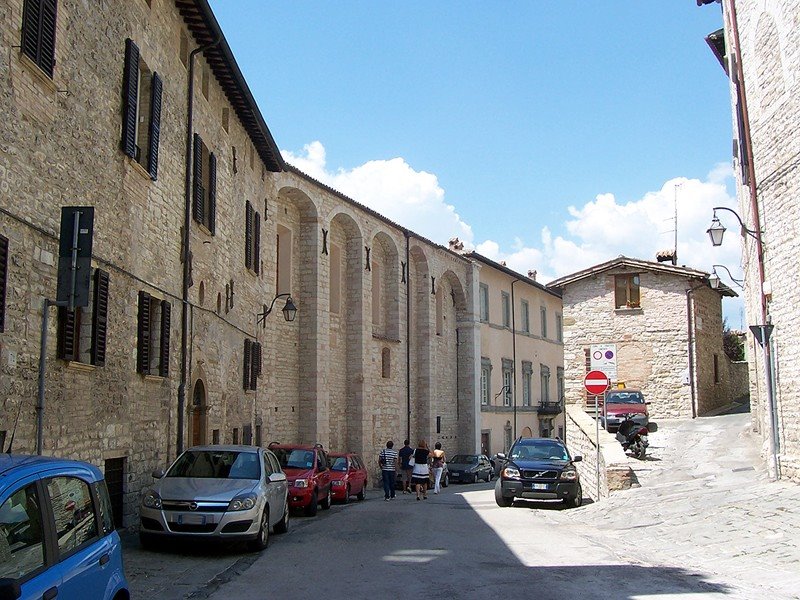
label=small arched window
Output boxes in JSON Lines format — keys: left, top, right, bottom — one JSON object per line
{"left": 381, "top": 347, "right": 391, "bottom": 378}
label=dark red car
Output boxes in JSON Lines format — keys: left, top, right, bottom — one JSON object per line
{"left": 270, "top": 444, "right": 332, "bottom": 516}
{"left": 328, "top": 453, "right": 368, "bottom": 503}
{"left": 600, "top": 388, "right": 649, "bottom": 432}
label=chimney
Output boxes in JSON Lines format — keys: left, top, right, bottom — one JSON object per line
{"left": 448, "top": 237, "right": 464, "bottom": 252}
{"left": 528, "top": 270, "right": 537, "bottom": 281}
{"left": 655, "top": 249, "right": 677, "bottom": 265}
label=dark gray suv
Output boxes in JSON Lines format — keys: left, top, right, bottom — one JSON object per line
{"left": 494, "top": 438, "right": 582, "bottom": 508}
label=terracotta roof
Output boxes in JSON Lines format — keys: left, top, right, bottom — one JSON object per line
{"left": 465, "top": 252, "right": 561, "bottom": 299}
{"left": 175, "top": 0, "right": 285, "bottom": 172}
{"left": 547, "top": 256, "right": 737, "bottom": 297}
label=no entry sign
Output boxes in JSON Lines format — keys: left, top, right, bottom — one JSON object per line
{"left": 584, "top": 370, "right": 610, "bottom": 395}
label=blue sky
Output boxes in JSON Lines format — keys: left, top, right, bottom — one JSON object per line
{"left": 207, "top": 1, "right": 744, "bottom": 325}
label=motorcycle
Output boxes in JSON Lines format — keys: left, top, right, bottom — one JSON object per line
{"left": 616, "top": 412, "right": 649, "bottom": 459}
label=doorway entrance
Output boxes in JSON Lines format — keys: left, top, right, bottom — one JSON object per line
{"left": 191, "top": 379, "right": 207, "bottom": 446}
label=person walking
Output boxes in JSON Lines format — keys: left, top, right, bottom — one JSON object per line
{"left": 431, "top": 442, "right": 446, "bottom": 494}
{"left": 398, "top": 440, "right": 414, "bottom": 494}
{"left": 411, "top": 440, "right": 431, "bottom": 501}
{"left": 378, "top": 440, "right": 399, "bottom": 501}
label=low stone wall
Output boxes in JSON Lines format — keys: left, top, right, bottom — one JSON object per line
{"left": 565, "top": 404, "right": 637, "bottom": 501}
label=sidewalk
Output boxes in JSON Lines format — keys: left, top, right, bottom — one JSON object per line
{"left": 549, "top": 411, "right": 800, "bottom": 599}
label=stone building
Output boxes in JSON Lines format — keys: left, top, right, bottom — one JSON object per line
{"left": 0, "top": 0, "right": 478, "bottom": 526}
{"left": 461, "top": 250, "right": 564, "bottom": 455}
{"left": 548, "top": 257, "right": 747, "bottom": 420}
{"left": 699, "top": 0, "right": 800, "bottom": 480}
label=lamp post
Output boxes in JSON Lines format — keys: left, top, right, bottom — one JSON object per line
{"left": 706, "top": 206, "right": 761, "bottom": 247}
{"left": 257, "top": 293, "right": 297, "bottom": 326}
{"left": 708, "top": 264, "right": 744, "bottom": 290}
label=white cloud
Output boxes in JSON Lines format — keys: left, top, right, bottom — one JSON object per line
{"left": 281, "top": 142, "right": 473, "bottom": 244}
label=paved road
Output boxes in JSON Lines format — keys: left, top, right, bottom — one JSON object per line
{"left": 125, "top": 409, "right": 800, "bottom": 599}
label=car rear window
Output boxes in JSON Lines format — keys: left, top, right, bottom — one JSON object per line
{"left": 167, "top": 451, "right": 261, "bottom": 479}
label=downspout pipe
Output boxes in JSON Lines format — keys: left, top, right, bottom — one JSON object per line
{"left": 178, "top": 37, "right": 219, "bottom": 457}
{"left": 511, "top": 278, "right": 520, "bottom": 440}
{"left": 727, "top": 0, "right": 780, "bottom": 479}
{"left": 405, "top": 230, "right": 411, "bottom": 443}
{"left": 686, "top": 286, "right": 700, "bottom": 419}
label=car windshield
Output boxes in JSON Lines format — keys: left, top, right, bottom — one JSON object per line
{"left": 450, "top": 455, "right": 478, "bottom": 464}
{"left": 330, "top": 457, "right": 348, "bottom": 472}
{"left": 167, "top": 450, "right": 261, "bottom": 479}
{"left": 606, "top": 391, "right": 645, "bottom": 404}
{"left": 509, "top": 443, "right": 569, "bottom": 462}
{"left": 273, "top": 448, "right": 315, "bottom": 470}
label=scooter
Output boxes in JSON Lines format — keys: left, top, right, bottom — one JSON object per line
{"left": 616, "top": 413, "right": 649, "bottom": 459}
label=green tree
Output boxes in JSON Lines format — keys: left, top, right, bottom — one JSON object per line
{"left": 723, "top": 319, "right": 745, "bottom": 361}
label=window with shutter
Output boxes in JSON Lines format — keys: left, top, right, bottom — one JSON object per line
{"left": 91, "top": 270, "right": 109, "bottom": 367}
{"left": 208, "top": 153, "right": 217, "bottom": 235}
{"left": 254, "top": 212, "right": 260, "bottom": 275}
{"left": 137, "top": 291, "right": 151, "bottom": 374}
{"left": 121, "top": 39, "right": 162, "bottom": 179}
{"left": 250, "top": 342, "right": 261, "bottom": 390}
{"left": 193, "top": 136, "right": 216, "bottom": 234}
{"left": 0, "top": 235, "right": 7, "bottom": 333}
{"left": 193, "top": 133, "right": 204, "bottom": 224}
{"left": 21, "top": 0, "right": 58, "bottom": 79}
{"left": 57, "top": 306, "right": 78, "bottom": 361}
{"left": 245, "top": 201, "right": 253, "bottom": 270}
{"left": 159, "top": 300, "right": 171, "bottom": 377}
{"left": 243, "top": 338, "right": 252, "bottom": 390}
{"left": 148, "top": 73, "right": 162, "bottom": 180}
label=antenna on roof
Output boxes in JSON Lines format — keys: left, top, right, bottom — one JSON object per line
{"left": 5, "top": 401, "right": 23, "bottom": 454}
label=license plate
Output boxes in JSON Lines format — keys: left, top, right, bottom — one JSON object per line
{"left": 178, "top": 513, "right": 206, "bottom": 525}
{"left": 531, "top": 483, "right": 548, "bottom": 490}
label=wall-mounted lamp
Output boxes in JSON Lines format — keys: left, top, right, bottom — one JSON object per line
{"left": 707, "top": 206, "right": 761, "bottom": 247}
{"left": 257, "top": 293, "right": 297, "bottom": 328}
{"left": 708, "top": 264, "right": 744, "bottom": 290}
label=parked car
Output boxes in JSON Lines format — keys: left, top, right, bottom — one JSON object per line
{"left": 448, "top": 454, "right": 493, "bottom": 483}
{"left": 270, "top": 444, "right": 332, "bottom": 516}
{"left": 495, "top": 437, "right": 583, "bottom": 509}
{"left": 139, "top": 445, "right": 289, "bottom": 551}
{"left": 600, "top": 389, "right": 649, "bottom": 432}
{"left": 328, "top": 453, "right": 368, "bottom": 503}
{"left": 0, "top": 454, "right": 129, "bottom": 600}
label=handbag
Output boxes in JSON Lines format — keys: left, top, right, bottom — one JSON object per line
{"left": 408, "top": 456, "right": 416, "bottom": 468}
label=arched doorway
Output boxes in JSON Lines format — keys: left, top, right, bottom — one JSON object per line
{"left": 191, "top": 379, "right": 207, "bottom": 446}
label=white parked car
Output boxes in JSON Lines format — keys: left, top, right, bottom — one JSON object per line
{"left": 139, "top": 445, "right": 289, "bottom": 551}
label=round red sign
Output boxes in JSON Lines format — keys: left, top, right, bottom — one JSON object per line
{"left": 584, "top": 370, "right": 610, "bottom": 395}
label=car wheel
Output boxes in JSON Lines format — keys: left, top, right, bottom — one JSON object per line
{"left": 139, "top": 531, "right": 158, "bottom": 550}
{"left": 494, "top": 480, "right": 513, "bottom": 507}
{"left": 306, "top": 491, "right": 318, "bottom": 516}
{"left": 274, "top": 500, "right": 289, "bottom": 534}
{"left": 442, "top": 474, "right": 449, "bottom": 488}
{"left": 486, "top": 470, "right": 493, "bottom": 482}
{"left": 473, "top": 473, "right": 479, "bottom": 484}
{"left": 343, "top": 485, "right": 351, "bottom": 504}
{"left": 321, "top": 487, "right": 332, "bottom": 510}
{"left": 564, "top": 484, "right": 583, "bottom": 509}
{"left": 357, "top": 482, "right": 366, "bottom": 501}
{"left": 248, "top": 508, "right": 269, "bottom": 551}
{"left": 635, "top": 443, "right": 647, "bottom": 460}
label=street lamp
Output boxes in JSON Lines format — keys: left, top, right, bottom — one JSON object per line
{"left": 257, "top": 293, "right": 297, "bottom": 327}
{"left": 709, "top": 265, "right": 744, "bottom": 290}
{"left": 706, "top": 207, "right": 761, "bottom": 246}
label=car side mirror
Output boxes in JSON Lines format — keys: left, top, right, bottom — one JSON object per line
{"left": 0, "top": 578, "right": 22, "bottom": 600}
{"left": 572, "top": 455, "right": 583, "bottom": 463}
{"left": 269, "top": 472, "right": 287, "bottom": 483}
{"left": 151, "top": 469, "right": 165, "bottom": 479}
{"left": 496, "top": 453, "right": 506, "bottom": 461}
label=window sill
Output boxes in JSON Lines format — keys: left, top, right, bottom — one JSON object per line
{"left": 615, "top": 307, "right": 643, "bottom": 314}
{"left": 64, "top": 361, "right": 96, "bottom": 373}
{"left": 372, "top": 333, "right": 401, "bottom": 343}
{"left": 124, "top": 156, "right": 152, "bottom": 181}
{"left": 18, "top": 51, "right": 57, "bottom": 92}
{"left": 144, "top": 374, "right": 166, "bottom": 382}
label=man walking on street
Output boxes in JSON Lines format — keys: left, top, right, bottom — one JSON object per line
{"left": 398, "top": 439, "right": 414, "bottom": 494}
{"left": 379, "top": 440, "right": 399, "bottom": 501}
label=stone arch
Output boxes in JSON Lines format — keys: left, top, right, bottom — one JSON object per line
{"left": 409, "top": 244, "right": 432, "bottom": 443}
{"left": 371, "top": 231, "right": 400, "bottom": 339}
{"left": 328, "top": 211, "right": 365, "bottom": 452}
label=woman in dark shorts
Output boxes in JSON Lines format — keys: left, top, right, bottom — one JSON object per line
{"left": 411, "top": 440, "right": 431, "bottom": 500}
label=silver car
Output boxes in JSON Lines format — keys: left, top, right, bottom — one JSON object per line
{"left": 139, "top": 445, "right": 289, "bottom": 551}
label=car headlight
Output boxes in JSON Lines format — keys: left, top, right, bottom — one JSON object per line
{"left": 559, "top": 469, "right": 578, "bottom": 481}
{"left": 502, "top": 466, "right": 520, "bottom": 479}
{"left": 331, "top": 480, "right": 344, "bottom": 486}
{"left": 293, "top": 479, "right": 308, "bottom": 489}
{"left": 142, "top": 490, "right": 162, "bottom": 509}
{"left": 228, "top": 493, "right": 258, "bottom": 511}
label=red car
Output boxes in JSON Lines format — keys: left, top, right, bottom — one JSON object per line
{"left": 600, "top": 388, "right": 650, "bottom": 432}
{"left": 328, "top": 453, "right": 368, "bottom": 503}
{"left": 270, "top": 444, "right": 332, "bottom": 516}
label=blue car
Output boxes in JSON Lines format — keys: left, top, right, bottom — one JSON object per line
{"left": 0, "top": 455, "right": 129, "bottom": 599}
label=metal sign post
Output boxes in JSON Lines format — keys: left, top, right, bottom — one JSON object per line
{"left": 584, "top": 370, "right": 610, "bottom": 501}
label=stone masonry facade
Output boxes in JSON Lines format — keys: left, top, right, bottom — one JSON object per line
{"left": 0, "top": 0, "right": 481, "bottom": 525}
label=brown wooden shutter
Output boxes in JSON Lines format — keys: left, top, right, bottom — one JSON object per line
{"left": 251, "top": 342, "right": 262, "bottom": 390}
{"left": 147, "top": 72, "right": 163, "bottom": 180}
{"left": 137, "top": 291, "right": 151, "bottom": 374}
{"left": 57, "top": 307, "right": 78, "bottom": 361}
{"left": 121, "top": 39, "right": 140, "bottom": 159}
{"left": 243, "top": 338, "right": 252, "bottom": 390}
{"left": 192, "top": 134, "right": 204, "bottom": 224}
{"left": 208, "top": 152, "right": 217, "bottom": 235}
{"left": 245, "top": 201, "right": 253, "bottom": 270}
{"left": 0, "top": 235, "right": 8, "bottom": 333}
{"left": 159, "top": 299, "right": 171, "bottom": 377}
{"left": 21, "top": 0, "right": 57, "bottom": 78}
{"left": 254, "top": 212, "right": 261, "bottom": 275}
{"left": 91, "top": 269, "right": 109, "bottom": 367}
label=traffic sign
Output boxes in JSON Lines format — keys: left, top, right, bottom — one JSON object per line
{"left": 584, "top": 370, "right": 610, "bottom": 395}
